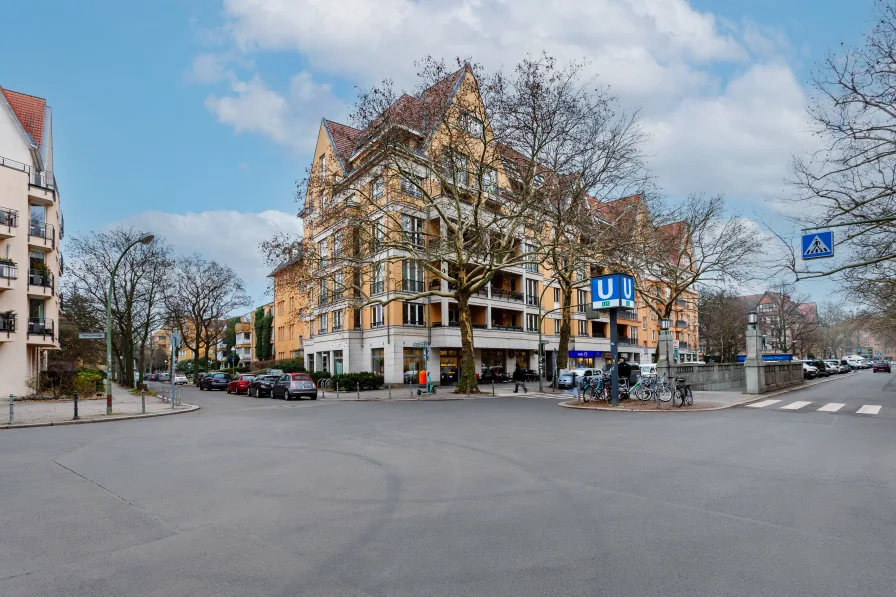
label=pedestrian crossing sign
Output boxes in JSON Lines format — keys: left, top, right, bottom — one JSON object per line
{"left": 801, "top": 230, "right": 834, "bottom": 260}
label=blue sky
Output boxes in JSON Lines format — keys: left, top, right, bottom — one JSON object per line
{"left": 0, "top": 0, "right": 875, "bottom": 304}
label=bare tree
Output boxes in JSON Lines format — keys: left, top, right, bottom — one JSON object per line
{"left": 789, "top": 0, "right": 896, "bottom": 280}
{"left": 164, "top": 255, "right": 251, "bottom": 375}
{"left": 66, "top": 227, "right": 171, "bottom": 387}
{"left": 760, "top": 282, "right": 820, "bottom": 358}
{"left": 697, "top": 288, "right": 749, "bottom": 362}
{"left": 817, "top": 301, "right": 855, "bottom": 359}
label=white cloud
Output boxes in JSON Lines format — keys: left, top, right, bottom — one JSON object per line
{"left": 186, "top": 53, "right": 232, "bottom": 84}
{"left": 114, "top": 210, "right": 303, "bottom": 303}
{"left": 204, "top": 71, "right": 347, "bottom": 151}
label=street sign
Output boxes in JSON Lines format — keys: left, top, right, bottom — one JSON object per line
{"left": 569, "top": 351, "right": 602, "bottom": 358}
{"left": 801, "top": 230, "right": 834, "bottom": 260}
{"left": 736, "top": 354, "right": 794, "bottom": 362}
{"left": 413, "top": 342, "right": 426, "bottom": 347}
{"left": 78, "top": 332, "right": 105, "bottom": 340}
{"left": 672, "top": 340, "right": 680, "bottom": 349}
{"left": 591, "top": 273, "right": 635, "bottom": 309}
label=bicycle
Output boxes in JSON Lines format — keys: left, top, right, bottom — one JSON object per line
{"left": 672, "top": 377, "right": 693, "bottom": 407}
{"left": 630, "top": 374, "right": 652, "bottom": 401}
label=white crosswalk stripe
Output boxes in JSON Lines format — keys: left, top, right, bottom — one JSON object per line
{"left": 856, "top": 405, "right": 882, "bottom": 415}
{"left": 817, "top": 403, "right": 845, "bottom": 412}
{"left": 747, "top": 399, "right": 782, "bottom": 408}
{"left": 781, "top": 401, "right": 812, "bottom": 410}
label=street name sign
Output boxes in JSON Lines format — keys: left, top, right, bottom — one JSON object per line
{"left": 801, "top": 230, "right": 834, "bottom": 260}
{"left": 591, "top": 273, "right": 635, "bottom": 309}
{"left": 78, "top": 332, "right": 105, "bottom": 340}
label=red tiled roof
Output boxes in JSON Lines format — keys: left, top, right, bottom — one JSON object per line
{"left": 0, "top": 86, "right": 46, "bottom": 148}
{"left": 324, "top": 119, "right": 363, "bottom": 164}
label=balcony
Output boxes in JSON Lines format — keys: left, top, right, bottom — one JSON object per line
{"left": 675, "top": 299, "right": 688, "bottom": 308}
{"left": 370, "top": 282, "right": 384, "bottom": 296}
{"left": 675, "top": 320, "right": 688, "bottom": 328}
{"left": 27, "top": 318, "right": 55, "bottom": 344}
{"left": 491, "top": 288, "right": 524, "bottom": 302}
{"left": 0, "top": 312, "right": 15, "bottom": 340}
{"left": 0, "top": 261, "right": 16, "bottom": 290}
{"left": 617, "top": 310, "right": 638, "bottom": 322}
{"left": 27, "top": 269, "right": 55, "bottom": 297}
{"left": 401, "top": 279, "right": 425, "bottom": 293}
{"left": 0, "top": 207, "right": 17, "bottom": 239}
{"left": 28, "top": 221, "right": 55, "bottom": 251}
{"left": 27, "top": 169, "right": 57, "bottom": 205}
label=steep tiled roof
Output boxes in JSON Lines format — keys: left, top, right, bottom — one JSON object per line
{"left": 0, "top": 86, "right": 46, "bottom": 148}
{"left": 324, "top": 120, "right": 363, "bottom": 164}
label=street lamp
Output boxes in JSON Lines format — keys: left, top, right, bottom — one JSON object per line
{"left": 660, "top": 317, "right": 671, "bottom": 331}
{"left": 748, "top": 311, "right": 757, "bottom": 326}
{"left": 105, "top": 233, "right": 154, "bottom": 415}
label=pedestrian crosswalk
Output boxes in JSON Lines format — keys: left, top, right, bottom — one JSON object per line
{"left": 746, "top": 399, "right": 885, "bottom": 416}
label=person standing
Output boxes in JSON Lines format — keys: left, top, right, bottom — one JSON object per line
{"left": 617, "top": 357, "right": 633, "bottom": 386}
{"left": 513, "top": 365, "right": 528, "bottom": 393}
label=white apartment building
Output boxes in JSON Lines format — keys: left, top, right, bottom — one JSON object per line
{"left": 0, "top": 85, "right": 61, "bottom": 396}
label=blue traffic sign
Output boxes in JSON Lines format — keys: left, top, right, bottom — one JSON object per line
{"left": 736, "top": 354, "right": 794, "bottom": 362}
{"left": 591, "top": 273, "right": 635, "bottom": 310}
{"left": 801, "top": 230, "right": 834, "bottom": 260}
{"left": 569, "top": 351, "right": 602, "bottom": 358}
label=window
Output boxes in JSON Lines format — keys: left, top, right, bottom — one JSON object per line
{"left": 526, "top": 313, "right": 539, "bottom": 332}
{"left": 371, "top": 304, "right": 384, "bottom": 327}
{"left": 523, "top": 243, "right": 538, "bottom": 273}
{"left": 318, "top": 278, "right": 328, "bottom": 306}
{"left": 372, "top": 177, "right": 383, "bottom": 199}
{"left": 554, "top": 319, "right": 561, "bottom": 334}
{"left": 333, "top": 310, "right": 343, "bottom": 331}
{"left": 371, "top": 348, "right": 384, "bottom": 375}
{"left": 318, "top": 312, "right": 328, "bottom": 334}
{"left": 402, "top": 259, "right": 424, "bottom": 292}
{"left": 318, "top": 238, "right": 328, "bottom": 268}
{"left": 353, "top": 308, "right": 362, "bottom": 329}
{"left": 401, "top": 174, "right": 424, "bottom": 198}
{"left": 332, "top": 232, "right": 343, "bottom": 257}
{"left": 403, "top": 302, "right": 425, "bottom": 326}
{"left": 289, "top": 324, "right": 295, "bottom": 340}
{"left": 402, "top": 214, "right": 424, "bottom": 247}
{"left": 534, "top": 173, "right": 544, "bottom": 187}
{"left": 319, "top": 154, "right": 327, "bottom": 180}
{"left": 333, "top": 272, "right": 343, "bottom": 300}
{"left": 642, "top": 316, "right": 647, "bottom": 330}
{"left": 370, "top": 262, "right": 384, "bottom": 295}
{"left": 652, "top": 330, "right": 657, "bottom": 342}
{"left": 553, "top": 288, "right": 561, "bottom": 304}
{"left": 461, "top": 112, "right": 483, "bottom": 138}
{"left": 288, "top": 297, "right": 294, "bottom": 313}
{"left": 482, "top": 167, "right": 497, "bottom": 195}
{"left": 630, "top": 327, "right": 638, "bottom": 342}
{"left": 443, "top": 150, "right": 469, "bottom": 185}
{"left": 577, "top": 290, "right": 588, "bottom": 313}
{"left": 526, "top": 279, "right": 539, "bottom": 306}
{"left": 578, "top": 320, "right": 589, "bottom": 336}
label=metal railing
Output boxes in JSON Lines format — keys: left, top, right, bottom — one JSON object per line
{"left": 0, "top": 207, "right": 17, "bottom": 230}
{"left": 370, "top": 282, "right": 384, "bottom": 295}
{"left": 28, "top": 268, "right": 54, "bottom": 290}
{"left": 0, "top": 313, "right": 16, "bottom": 333}
{"left": 0, "top": 155, "right": 58, "bottom": 194}
{"left": 491, "top": 288, "right": 524, "bottom": 301}
{"left": 28, "top": 220, "right": 55, "bottom": 247}
{"left": 402, "top": 279, "right": 425, "bottom": 293}
{"left": 27, "top": 318, "right": 54, "bottom": 338}
{"left": 617, "top": 311, "right": 638, "bottom": 321}
{"left": 0, "top": 261, "right": 16, "bottom": 281}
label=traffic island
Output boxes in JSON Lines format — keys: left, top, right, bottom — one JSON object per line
{"left": 560, "top": 391, "right": 756, "bottom": 412}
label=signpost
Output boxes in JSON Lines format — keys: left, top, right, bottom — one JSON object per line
{"left": 78, "top": 332, "right": 106, "bottom": 340}
{"left": 169, "top": 332, "right": 181, "bottom": 409}
{"left": 801, "top": 230, "right": 834, "bottom": 260}
{"left": 590, "top": 273, "right": 636, "bottom": 406}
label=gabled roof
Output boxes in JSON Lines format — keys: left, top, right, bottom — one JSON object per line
{"left": 593, "top": 194, "right": 643, "bottom": 220}
{"left": 323, "top": 119, "right": 363, "bottom": 165}
{"left": 0, "top": 86, "right": 45, "bottom": 148}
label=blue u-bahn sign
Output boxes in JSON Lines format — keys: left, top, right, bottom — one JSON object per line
{"left": 736, "top": 354, "right": 794, "bottom": 362}
{"left": 591, "top": 273, "right": 635, "bottom": 310}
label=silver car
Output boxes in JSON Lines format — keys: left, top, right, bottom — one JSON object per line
{"left": 556, "top": 368, "right": 597, "bottom": 389}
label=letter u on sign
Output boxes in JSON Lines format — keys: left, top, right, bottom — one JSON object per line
{"left": 596, "top": 278, "right": 614, "bottom": 300}
{"left": 621, "top": 277, "right": 633, "bottom": 301}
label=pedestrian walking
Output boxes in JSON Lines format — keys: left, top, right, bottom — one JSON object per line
{"left": 513, "top": 365, "right": 528, "bottom": 393}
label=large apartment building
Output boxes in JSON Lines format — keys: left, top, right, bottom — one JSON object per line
{"left": 270, "top": 67, "right": 698, "bottom": 385}
{"left": 0, "top": 85, "right": 61, "bottom": 397}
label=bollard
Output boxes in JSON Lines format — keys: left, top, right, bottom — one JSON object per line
{"left": 8, "top": 393, "right": 14, "bottom": 425}
{"left": 388, "top": 383, "right": 392, "bottom": 400}
{"left": 410, "top": 385, "right": 414, "bottom": 399}
{"left": 336, "top": 382, "right": 339, "bottom": 400}
{"left": 73, "top": 391, "right": 79, "bottom": 421}
{"left": 492, "top": 379, "right": 495, "bottom": 396}
{"left": 141, "top": 389, "right": 145, "bottom": 414}
{"left": 321, "top": 383, "right": 325, "bottom": 400}
{"left": 357, "top": 382, "right": 360, "bottom": 401}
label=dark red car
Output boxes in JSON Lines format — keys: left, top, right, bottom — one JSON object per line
{"left": 872, "top": 361, "right": 891, "bottom": 373}
{"left": 227, "top": 374, "right": 256, "bottom": 394}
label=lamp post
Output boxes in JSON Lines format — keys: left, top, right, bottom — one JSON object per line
{"left": 747, "top": 311, "right": 757, "bottom": 328}
{"left": 661, "top": 317, "right": 672, "bottom": 384}
{"left": 105, "top": 233, "right": 155, "bottom": 415}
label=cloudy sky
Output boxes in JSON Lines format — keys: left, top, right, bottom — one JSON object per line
{"left": 0, "top": 0, "right": 873, "bottom": 303}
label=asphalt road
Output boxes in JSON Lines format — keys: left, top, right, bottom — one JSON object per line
{"left": 1, "top": 374, "right": 895, "bottom": 596}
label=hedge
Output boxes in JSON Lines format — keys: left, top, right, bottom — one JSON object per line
{"left": 327, "top": 372, "right": 384, "bottom": 391}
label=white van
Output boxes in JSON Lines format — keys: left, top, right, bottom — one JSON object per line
{"left": 639, "top": 363, "right": 657, "bottom": 377}
{"left": 845, "top": 356, "right": 866, "bottom": 369}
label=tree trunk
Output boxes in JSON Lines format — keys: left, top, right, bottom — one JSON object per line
{"left": 455, "top": 293, "right": 479, "bottom": 393}
{"left": 557, "top": 283, "right": 572, "bottom": 371}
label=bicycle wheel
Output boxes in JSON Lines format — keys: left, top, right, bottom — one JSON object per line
{"left": 684, "top": 386, "right": 693, "bottom": 406}
{"left": 657, "top": 384, "right": 672, "bottom": 402}
{"left": 673, "top": 387, "right": 684, "bottom": 407}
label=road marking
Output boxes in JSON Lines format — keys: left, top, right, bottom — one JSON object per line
{"left": 817, "top": 403, "right": 845, "bottom": 412}
{"left": 856, "top": 405, "right": 882, "bottom": 415}
{"left": 747, "top": 399, "right": 781, "bottom": 408}
{"left": 781, "top": 401, "right": 812, "bottom": 410}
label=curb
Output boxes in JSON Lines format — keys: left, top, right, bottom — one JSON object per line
{"left": 737, "top": 372, "right": 858, "bottom": 406}
{"left": 0, "top": 404, "right": 200, "bottom": 430}
{"left": 559, "top": 399, "right": 751, "bottom": 413}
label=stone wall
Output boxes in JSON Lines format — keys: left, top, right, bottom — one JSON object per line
{"left": 654, "top": 363, "right": 746, "bottom": 392}
{"left": 761, "top": 362, "right": 803, "bottom": 392}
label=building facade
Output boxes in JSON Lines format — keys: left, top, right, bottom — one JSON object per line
{"left": 0, "top": 85, "right": 62, "bottom": 397}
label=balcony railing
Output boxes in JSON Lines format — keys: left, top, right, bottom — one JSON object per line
{"left": 0, "top": 207, "right": 17, "bottom": 230}
{"left": 402, "top": 279, "right": 425, "bottom": 293}
{"left": 492, "top": 325, "right": 524, "bottom": 332}
{"left": 675, "top": 320, "right": 688, "bottom": 328}
{"left": 370, "top": 282, "right": 384, "bottom": 295}
{"left": 491, "top": 288, "right": 524, "bottom": 301}
{"left": 617, "top": 310, "right": 638, "bottom": 322}
{"left": 28, "top": 268, "right": 54, "bottom": 291}
{"left": 0, "top": 261, "right": 16, "bottom": 280}
{"left": 0, "top": 155, "right": 58, "bottom": 194}
{"left": 27, "top": 318, "right": 54, "bottom": 338}
{"left": 28, "top": 220, "right": 56, "bottom": 248}
{"left": 317, "top": 295, "right": 329, "bottom": 307}
{"left": 0, "top": 313, "right": 16, "bottom": 333}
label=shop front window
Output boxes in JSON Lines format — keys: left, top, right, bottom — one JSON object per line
{"left": 334, "top": 350, "right": 344, "bottom": 374}
{"left": 403, "top": 347, "right": 425, "bottom": 384}
{"left": 440, "top": 349, "right": 459, "bottom": 386}
{"left": 371, "top": 348, "right": 384, "bottom": 375}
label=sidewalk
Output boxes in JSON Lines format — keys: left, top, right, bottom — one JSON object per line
{"left": 321, "top": 382, "right": 612, "bottom": 401}
{"left": 2, "top": 385, "right": 197, "bottom": 428}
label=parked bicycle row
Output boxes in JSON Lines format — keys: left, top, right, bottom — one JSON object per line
{"left": 576, "top": 371, "right": 694, "bottom": 408}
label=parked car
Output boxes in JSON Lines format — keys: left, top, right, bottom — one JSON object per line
{"left": 272, "top": 373, "right": 318, "bottom": 400}
{"left": 248, "top": 375, "right": 280, "bottom": 397}
{"left": 174, "top": 374, "right": 188, "bottom": 385}
{"left": 557, "top": 368, "right": 598, "bottom": 389}
{"left": 808, "top": 360, "right": 831, "bottom": 377}
{"left": 159, "top": 372, "right": 171, "bottom": 382}
{"left": 200, "top": 372, "right": 231, "bottom": 391}
{"left": 226, "top": 374, "right": 256, "bottom": 395}
{"left": 846, "top": 356, "right": 869, "bottom": 369}
{"left": 195, "top": 372, "right": 210, "bottom": 386}
{"left": 872, "top": 361, "right": 891, "bottom": 373}
{"left": 479, "top": 366, "right": 510, "bottom": 383}
{"left": 824, "top": 360, "right": 844, "bottom": 374}
{"left": 802, "top": 362, "right": 818, "bottom": 379}
{"left": 837, "top": 359, "right": 853, "bottom": 373}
